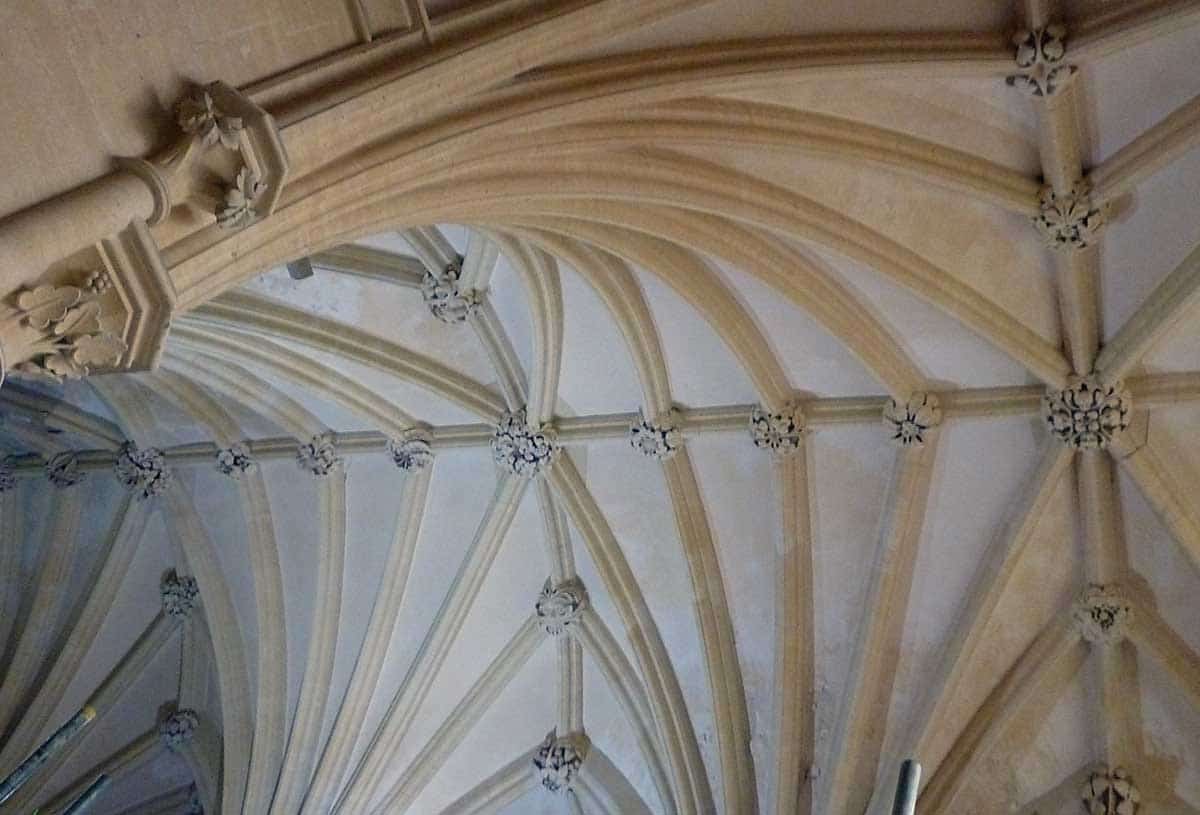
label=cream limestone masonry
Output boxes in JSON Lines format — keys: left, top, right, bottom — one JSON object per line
{"left": 0, "top": 1, "right": 1199, "bottom": 814}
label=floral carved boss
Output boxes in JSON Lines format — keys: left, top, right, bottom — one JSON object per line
{"left": 1043, "top": 377, "right": 1130, "bottom": 449}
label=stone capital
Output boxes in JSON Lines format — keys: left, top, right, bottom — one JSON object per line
{"left": 1, "top": 222, "right": 175, "bottom": 385}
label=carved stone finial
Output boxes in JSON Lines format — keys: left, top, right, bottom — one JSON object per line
{"left": 629, "top": 410, "right": 682, "bottom": 461}
{"left": 533, "top": 731, "right": 589, "bottom": 794}
{"left": 1043, "top": 376, "right": 1130, "bottom": 449}
{"left": 162, "top": 571, "right": 200, "bottom": 620}
{"left": 1034, "top": 184, "right": 1107, "bottom": 249}
{"left": 536, "top": 578, "right": 588, "bottom": 636}
{"left": 0, "top": 459, "right": 15, "bottom": 494}
{"left": 160, "top": 709, "right": 199, "bottom": 751}
{"left": 1006, "top": 24, "right": 1077, "bottom": 98}
{"left": 750, "top": 403, "right": 806, "bottom": 454}
{"left": 883, "top": 392, "right": 941, "bottom": 447}
{"left": 215, "top": 442, "right": 255, "bottom": 478}
{"left": 387, "top": 428, "right": 434, "bottom": 471}
{"left": 46, "top": 452, "right": 85, "bottom": 489}
{"left": 297, "top": 433, "right": 342, "bottom": 477}
{"left": 216, "top": 166, "right": 266, "bottom": 229}
{"left": 1083, "top": 767, "right": 1141, "bottom": 815}
{"left": 1073, "top": 584, "right": 1132, "bottom": 644}
{"left": 114, "top": 442, "right": 172, "bottom": 500}
{"left": 491, "top": 410, "right": 560, "bottom": 478}
{"left": 421, "top": 260, "right": 481, "bottom": 324}
{"left": 176, "top": 90, "right": 243, "bottom": 150}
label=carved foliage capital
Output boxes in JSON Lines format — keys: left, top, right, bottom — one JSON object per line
{"left": 387, "top": 427, "right": 434, "bottom": 471}
{"left": 158, "top": 82, "right": 288, "bottom": 230}
{"left": 533, "top": 730, "right": 589, "bottom": 794}
{"left": 1034, "top": 184, "right": 1107, "bottom": 250}
{"left": 1073, "top": 584, "right": 1131, "bottom": 644}
{"left": 297, "top": 433, "right": 342, "bottom": 477}
{"left": 6, "top": 277, "right": 127, "bottom": 383}
{"left": 162, "top": 570, "right": 200, "bottom": 620}
{"left": 421, "top": 260, "right": 481, "bottom": 324}
{"left": 1083, "top": 767, "right": 1141, "bottom": 815}
{"left": 536, "top": 578, "right": 588, "bottom": 636}
{"left": 115, "top": 441, "right": 172, "bottom": 500}
{"left": 3, "top": 221, "right": 175, "bottom": 381}
{"left": 1006, "top": 24, "right": 1077, "bottom": 98}
{"left": 883, "top": 392, "right": 941, "bottom": 447}
{"left": 1043, "top": 376, "right": 1130, "bottom": 449}
{"left": 750, "top": 403, "right": 805, "bottom": 454}
{"left": 492, "top": 410, "right": 559, "bottom": 477}
{"left": 160, "top": 708, "right": 199, "bottom": 751}
{"left": 630, "top": 409, "right": 682, "bottom": 460}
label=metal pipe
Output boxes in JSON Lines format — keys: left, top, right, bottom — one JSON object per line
{"left": 62, "top": 774, "right": 110, "bottom": 815}
{"left": 0, "top": 705, "right": 97, "bottom": 804}
{"left": 891, "top": 759, "right": 921, "bottom": 815}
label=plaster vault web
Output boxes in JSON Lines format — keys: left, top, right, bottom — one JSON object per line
{"left": 0, "top": 1, "right": 1198, "bottom": 815}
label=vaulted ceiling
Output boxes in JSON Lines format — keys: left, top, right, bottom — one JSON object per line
{"left": 0, "top": 2, "right": 1198, "bottom": 815}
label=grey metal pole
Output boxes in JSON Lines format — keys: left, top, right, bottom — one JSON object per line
{"left": 62, "top": 773, "right": 110, "bottom": 815}
{"left": 891, "top": 759, "right": 921, "bottom": 815}
{"left": 0, "top": 704, "right": 97, "bottom": 804}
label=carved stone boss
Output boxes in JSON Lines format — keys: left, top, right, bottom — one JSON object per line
{"left": 160, "top": 708, "right": 200, "bottom": 751}
{"left": 1083, "top": 767, "right": 1140, "bottom": 815}
{"left": 883, "top": 392, "right": 941, "bottom": 448}
{"left": 1006, "top": 25, "right": 1077, "bottom": 99}
{"left": 0, "top": 81, "right": 288, "bottom": 386}
{"left": 536, "top": 578, "right": 588, "bottom": 637}
{"left": 533, "top": 730, "right": 589, "bottom": 794}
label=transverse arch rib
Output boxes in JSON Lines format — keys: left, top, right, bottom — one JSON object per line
{"left": 252, "top": 154, "right": 1057, "bottom": 390}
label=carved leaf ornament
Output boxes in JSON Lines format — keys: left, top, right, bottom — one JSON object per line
{"left": 217, "top": 166, "right": 266, "bottom": 229}
{"left": 533, "top": 731, "right": 587, "bottom": 794}
{"left": 1006, "top": 24, "right": 1077, "bottom": 98}
{"left": 10, "top": 281, "right": 126, "bottom": 382}
{"left": 1083, "top": 767, "right": 1141, "bottom": 815}
{"left": 176, "top": 90, "right": 244, "bottom": 150}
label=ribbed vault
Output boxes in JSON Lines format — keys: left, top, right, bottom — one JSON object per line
{"left": 0, "top": 1, "right": 1198, "bottom": 814}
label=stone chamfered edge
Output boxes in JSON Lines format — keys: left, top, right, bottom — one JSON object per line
{"left": 99, "top": 79, "right": 290, "bottom": 375}
{"left": 204, "top": 80, "right": 290, "bottom": 220}
{"left": 99, "top": 220, "right": 177, "bottom": 372}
